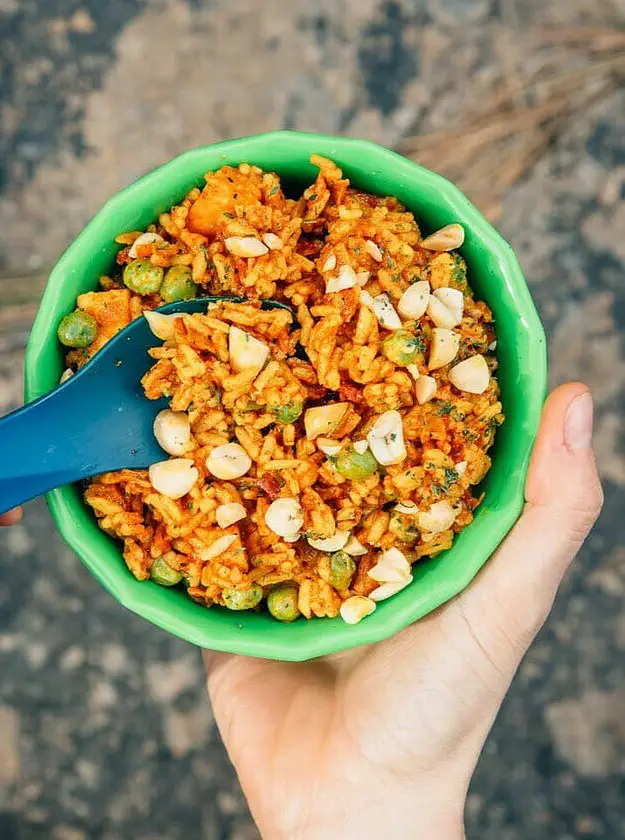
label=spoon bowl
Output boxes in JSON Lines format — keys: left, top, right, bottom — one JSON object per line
{"left": 0, "top": 297, "right": 292, "bottom": 514}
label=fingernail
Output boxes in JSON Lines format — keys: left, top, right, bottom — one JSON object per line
{"left": 565, "top": 392, "right": 594, "bottom": 452}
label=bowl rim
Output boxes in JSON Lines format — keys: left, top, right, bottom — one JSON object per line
{"left": 24, "top": 130, "right": 547, "bottom": 660}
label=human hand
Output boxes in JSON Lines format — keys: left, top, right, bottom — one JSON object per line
{"left": 204, "top": 383, "right": 603, "bottom": 840}
{"left": 0, "top": 507, "right": 22, "bottom": 526}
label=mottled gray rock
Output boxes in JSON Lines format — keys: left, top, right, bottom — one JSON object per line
{"left": 1, "top": 0, "right": 625, "bottom": 838}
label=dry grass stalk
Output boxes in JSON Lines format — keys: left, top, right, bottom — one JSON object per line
{"left": 400, "top": 29, "right": 625, "bottom": 223}
{"left": 540, "top": 27, "right": 625, "bottom": 52}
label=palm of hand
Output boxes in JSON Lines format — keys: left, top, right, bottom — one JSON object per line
{"left": 206, "top": 598, "right": 511, "bottom": 839}
{"left": 204, "top": 385, "right": 602, "bottom": 840}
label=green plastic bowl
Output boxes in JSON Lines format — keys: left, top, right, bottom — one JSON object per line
{"left": 25, "top": 131, "right": 547, "bottom": 661}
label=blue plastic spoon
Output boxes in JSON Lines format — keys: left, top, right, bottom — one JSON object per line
{"left": 0, "top": 297, "right": 292, "bottom": 515}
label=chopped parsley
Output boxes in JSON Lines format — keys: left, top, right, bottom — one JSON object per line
{"left": 443, "top": 467, "right": 459, "bottom": 489}
{"left": 436, "top": 401, "right": 453, "bottom": 416}
{"left": 453, "top": 266, "right": 468, "bottom": 289}
{"left": 431, "top": 467, "right": 460, "bottom": 497}
{"left": 269, "top": 183, "right": 279, "bottom": 196}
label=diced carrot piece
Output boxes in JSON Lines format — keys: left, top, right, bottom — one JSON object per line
{"left": 76, "top": 289, "right": 133, "bottom": 356}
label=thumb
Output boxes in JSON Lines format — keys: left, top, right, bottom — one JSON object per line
{"left": 457, "top": 383, "right": 603, "bottom": 672}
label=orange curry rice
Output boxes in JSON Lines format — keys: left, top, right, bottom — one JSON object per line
{"left": 58, "top": 155, "right": 504, "bottom": 625}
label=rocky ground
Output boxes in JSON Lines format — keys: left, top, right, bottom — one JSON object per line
{"left": 1, "top": 1, "right": 625, "bottom": 838}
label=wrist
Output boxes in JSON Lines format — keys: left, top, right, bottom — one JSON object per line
{"left": 259, "top": 779, "right": 466, "bottom": 840}
{"left": 286, "top": 811, "right": 464, "bottom": 840}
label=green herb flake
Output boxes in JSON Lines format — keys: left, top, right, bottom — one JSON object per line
{"left": 268, "top": 184, "right": 279, "bottom": 196}
{"left": 436, "top": 401, "right": 453, "bottom": 417}
{"left": 442, "top": 467, "right": 459, "bottom": 490}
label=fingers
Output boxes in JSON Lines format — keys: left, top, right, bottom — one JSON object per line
{"left": 457, "top": 383, "right": 603, "bottom": 671}
{"left": 0, "top": 507, "right": 23, "bottom": 526}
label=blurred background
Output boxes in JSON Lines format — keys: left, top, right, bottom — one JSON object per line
{"left": 1, "top": 1, "right": 624, "bottom": 838}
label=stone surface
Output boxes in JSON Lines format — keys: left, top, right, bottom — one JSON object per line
{"left": 1, "top": 0, "right": 625, "bottom": 838}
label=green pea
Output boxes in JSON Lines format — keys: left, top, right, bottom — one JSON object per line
{"left": 267, "top": 584, "right": 301, "bottom": 622}
{"left": 57, "top": 310, "right": 98, "bottom": 348}
{"left": 150, "top": 556, "right": 183, "bottom": 587}
{"left": 389, "top": 511, "right": 419, "bottom": 544}
{"left": 334, "top": 446, "right": 378, "bottom": 481}
{"left": 272, "top": 402, "right": 303, "bottom": 424}
{"left": 222, "top": 584, "right": 263, "bottom": 611}
{"left": 123, "top": 258, "right": 164, "bottom": 295}
{"left": 328, "top": 551, "right": 356, "bottom": 590}
{"left": 161, "top": 265, "right": 196, "bottom": 303}
{"left": 381, "top": 329, "right": 425, "bottom": 366}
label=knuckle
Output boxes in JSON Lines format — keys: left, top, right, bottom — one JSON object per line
{"left": 554, "top": 477, "right": 604, "bottom": 536}
{"left": 589, "top": 480, "right": 605, "bottom": 517}
{"left": 498, "top": 582, "right": 552, "bottom": 650}
{"left": 569, "top": 484, "right": 604, "bottom": 530}
{"left": 567, "top": 519, "right": 595, "bottom": 548}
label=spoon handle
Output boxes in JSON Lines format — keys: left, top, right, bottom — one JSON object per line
{"left": 0, "top": 381, "right": 99, "bottom": 514}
